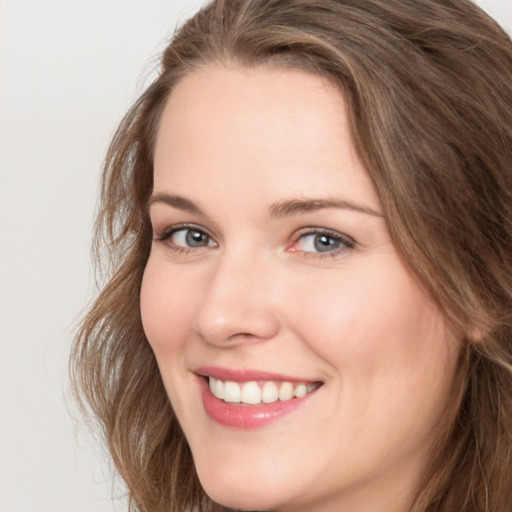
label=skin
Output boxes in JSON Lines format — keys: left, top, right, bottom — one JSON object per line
{"left": 140, "top": 64, "right": 461, "bottom": 512}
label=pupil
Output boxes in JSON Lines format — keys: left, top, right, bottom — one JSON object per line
{"left": 314, "top": 235, "right": 338, "bottom": 252}
{"left": 186, "top": 230, "right": 207, "bottom": 247}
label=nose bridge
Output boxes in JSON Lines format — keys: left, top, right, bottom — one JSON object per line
{"left": 193, "top": 244, "right": 279, "bottom": 345}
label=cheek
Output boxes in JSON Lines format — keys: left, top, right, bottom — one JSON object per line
{"left": 283, "top": 259, "right": 458, "bottom": 387}
{"left": 283, "top": 261, "right": 460, "bottom": 459}
{"left": 284, "top": 265, "right": 421, "bottom": 350}
{"left": 139, "top": 258, "right": 196, "bottom": 356}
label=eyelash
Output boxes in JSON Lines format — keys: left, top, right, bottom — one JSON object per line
{"left": 289, "top": 228, "right": 355, "bottom": 259}
{"left": 153, "top": 224, "right": 356, "bottom": 259}
{"left": 154, "top": 223, "right": 216, "bottom": 255}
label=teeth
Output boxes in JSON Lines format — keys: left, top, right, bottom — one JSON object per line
{"left": 294, "top": 383, "right": 307, "bottom": 398}
{"left": 213, "top": 378, "right": 224, "bottom": 399}
{"left": 224, "top": 381, "right": 241, "bottom": 403}
{"left": 261, "top": 381, "right": 278, "bottom": 403}
{"left": 240, "top": 381, "right": 261, "bottom": 405}
{"left": 208, "top": 377, "right": 319, "bottom": 405}
{"left": 278, "top": 381, "right": 294, "bottom": 401}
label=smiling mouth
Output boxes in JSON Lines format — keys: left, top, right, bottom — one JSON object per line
{"left": 196, "top": 368, "right": 323, "bottom": 428}
{"left": 206, "top": 376, "right": 322, "bottom": 405}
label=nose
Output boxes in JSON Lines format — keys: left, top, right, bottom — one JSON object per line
{"left": 193, "top": 251, "right": 281, "bottom": 347}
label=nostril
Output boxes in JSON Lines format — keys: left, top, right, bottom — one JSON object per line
{"left": 193, "top": 310, "right": 281, "bottom": 347}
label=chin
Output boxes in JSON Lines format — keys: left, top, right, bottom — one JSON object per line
{"left": 196, "top": 461, "right": 292, "bottom": 511}
{"left": 202, "top": 482, "right": 283, "bottom": 511}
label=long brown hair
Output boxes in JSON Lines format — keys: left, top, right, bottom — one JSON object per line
{"left": 71, "top": 1, "right": 512, "bottom": 510}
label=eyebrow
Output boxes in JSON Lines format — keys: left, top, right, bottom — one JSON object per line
{"left": 147, "top": 193, "right": 205, "bottom": 215}
{"left": 147, "top": 193, "right": 384, "bottom": 218}
{"left": 269, "top": 198, "right": 384, "bottom": 218}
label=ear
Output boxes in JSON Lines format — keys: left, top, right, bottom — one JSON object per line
{"left": 465, "top": 318, "right": 490, "bottom": 345}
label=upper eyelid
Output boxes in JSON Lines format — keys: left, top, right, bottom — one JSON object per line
{"left": 155, "top": 222, "right": 215, "bottom": 238}
{"left": 147, "top": 204, "right": 217, "bottom": 236}
{"left": 292, "top": 226, "right": 355, "bottom": 243}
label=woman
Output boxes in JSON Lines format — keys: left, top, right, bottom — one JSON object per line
{"left": 71, "top": 0, "right": 512, "bottom": 511}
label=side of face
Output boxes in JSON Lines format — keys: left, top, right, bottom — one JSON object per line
{"left": 140, "top": 64, "right": 461, "bottom": 512}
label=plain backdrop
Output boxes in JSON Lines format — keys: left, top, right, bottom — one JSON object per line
{"left": 0, "top": 1, "right": 511, "bottom": 511}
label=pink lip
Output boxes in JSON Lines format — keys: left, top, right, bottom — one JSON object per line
{"left": 195, "top": 367, "right": 321, "bottom": 429}
{"left": 196, "top": 365, "right": 316, "bottom": 383}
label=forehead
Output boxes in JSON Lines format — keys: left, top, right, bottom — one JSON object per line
{"left": 153, "top": 64, "right": 380, "bottom": 211}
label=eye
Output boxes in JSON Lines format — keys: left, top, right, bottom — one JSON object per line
{"left": 171, "top": 228, "right": 214, "bottom": 248}
{"left": 154, "top": 225, "right": 216, "bottom": 250}
{"left": 291, "top": 229, "right": 354, "bottom": 255}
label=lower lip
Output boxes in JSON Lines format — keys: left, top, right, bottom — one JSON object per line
{"left": 198, "top": 377, "right": 316, "bottom": 429}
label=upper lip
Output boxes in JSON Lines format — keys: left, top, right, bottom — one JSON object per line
{"left": 195, "top": 365, "right": 321, "bottom": 383}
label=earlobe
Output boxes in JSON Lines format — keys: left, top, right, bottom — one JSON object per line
{"left": 468, "top": 328, "right": 484, "bottom": 344}
{"left": 447, "top": 305, "right": 492, "bottom": 347}
{"left": 464, "top": 319, "right": 492, "bottom": 346}
{"left": 469, "top": 308, "right": 497, "bottom": 344}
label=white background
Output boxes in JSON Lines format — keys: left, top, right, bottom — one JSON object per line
{"left": 1, "top": 1, "right": 510, "bottom": 511}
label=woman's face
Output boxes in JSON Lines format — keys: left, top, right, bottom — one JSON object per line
{"left": 141, "top": 65, "right": 461, "bottom": 512}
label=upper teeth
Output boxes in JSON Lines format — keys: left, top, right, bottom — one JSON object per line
{"left": 208, "top": 377, "right": 318, "bottom": 405}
